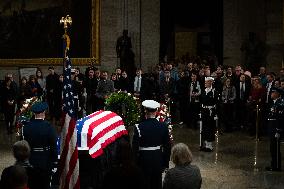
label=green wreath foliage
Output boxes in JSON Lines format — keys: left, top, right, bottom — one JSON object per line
{"left": 105, "top": 92, "right": 140, "bottom": 127}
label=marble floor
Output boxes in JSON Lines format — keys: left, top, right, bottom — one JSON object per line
{"left": 0, "top": 121, "right": 283, "bottom": 189}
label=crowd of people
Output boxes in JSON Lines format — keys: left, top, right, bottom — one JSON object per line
{"left": 0, "top": 57, "right": 284, "bottom": 188}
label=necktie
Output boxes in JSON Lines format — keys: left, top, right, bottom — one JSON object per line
{"left": 240, "top": 83, "right": 244, "bottom": 100}
{"left": 136, "top": 77, "right": 140, "bottom": 92}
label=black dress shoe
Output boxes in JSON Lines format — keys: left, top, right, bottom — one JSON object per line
{"left": 203, "top": 148, "right": 213, "bottom": 152}
{"left": 199, "top": 147, "right": 213, "bottom": 152}
{"left": 265, "top": 167, "right": 282, "bottom": 172}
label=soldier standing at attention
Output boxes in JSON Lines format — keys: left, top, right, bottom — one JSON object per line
{"left": 200, "top": 77, "right": 218, "bottom": 152}
{"left": 265, "top": 87, "right": 284, "bottom": 172}
{"left": 132, "top": 100, "right": 171, "bottom": 189}
{"left": 22, "top": 102, "right": 58, "bottom": 189}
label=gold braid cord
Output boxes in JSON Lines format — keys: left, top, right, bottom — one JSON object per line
{"left": 63, "top": 34, "right": 71, "bottom": 58}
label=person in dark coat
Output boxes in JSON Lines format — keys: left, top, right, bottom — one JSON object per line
{"left": 0, "top": 140, "right": 41, "bottom": 189}
{"left": 53, "top": 74, "right": 64, "bottom": 125}
{"left": 2, "top": 77, "right": 17, "bottom": 134}
{"left": 95, "top": 71, "right": 115, "bottom": 110}
{"left": 140, "top": 73, "right": 161, "bottom": 102}
{"left": 176, "top": 71, "right": 190, "bottom": 126}
{"left": 85, "top": 68, "right": 101, "bottom": 113}
{"left": 22, "top": 102, "right": 58, "bottom": 189}
{"left": 159, "top": 69, "right": 175, "bottom": 102}
{"left": 118, "top": 70, "right": 132, "bottom": 92}
{"left": 265, "top": 87, "right": 284, "bottom": 171}
{"left": 163, "top": 143, "right": 202, "bottom": 189}
{"left": 0, "top": 165, "right": 28, "bottom": 189}
{"left": 235, "top": 74, "right": 251, "bottom": 129}
{"left": 200, "top": 77, "right": 218, "bottom": 152}
{"left": 132, "top": 100, "right": 171, "bottom": 189}
{"left": 187, "top": 72, "right": 202, "bottom": 129}
{"left": 46, "top": 66, "right": 59, "bottom": 121}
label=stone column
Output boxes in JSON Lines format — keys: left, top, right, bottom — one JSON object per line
{"left": 141, "top": 0, "right": 160, "bottom": 72}
{"left": 265, "top": 0, "right": 283, "bottom": 72}
{"left": 223, "top": 0, "right": 243, "bottom": 66}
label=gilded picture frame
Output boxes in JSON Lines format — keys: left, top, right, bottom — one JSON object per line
{"left": 0, "top": 0, "right": 100, "bottom": 67}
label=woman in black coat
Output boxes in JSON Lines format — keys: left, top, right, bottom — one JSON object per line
{"left": 2, "top": 77, "right": 17, "bottom": 134}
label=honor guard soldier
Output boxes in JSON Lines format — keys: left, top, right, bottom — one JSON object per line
{"left": 132, "top": 100, "right": 171, "bottom": 189}
{"left": 265, "top": 87, "right": 284, "bottom": 171}
{"left": 200, "top": 77, "right": 218, "bottom": 152}
{"left": 22, "top": 102, "right": 58, "bottom": 188}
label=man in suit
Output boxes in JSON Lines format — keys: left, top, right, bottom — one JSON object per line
{"left": 133, "top": 68, "right": 143, "bottom": 96}
{"left": 159, "top": 69, "right": 175, "bottom": 102}
{"left": 188, "top": 72, "right": 202, "bottom": 129}
{"left": 95, "top": 71, "right": 114, "bottom": 110}
{"left": 22, "top": 102, "right": 58, "bottom": 189}
{"left": 85, "top": 68, "right": 100, "bottom": 114}
{"left": 132, "top": 100, "right": 171, "bottom": 189}
{"left": 266, "top": 73, "right": 275, "bottom": 104}
{"left": 235, "top": 73, "right": 251, "bottom": 130}
{"left": 46, "top": 66, "right": 59, "bottom": 122}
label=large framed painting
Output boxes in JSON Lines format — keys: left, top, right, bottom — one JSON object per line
{"left": 0, "top": 0, "right": 100, "bottom": 66}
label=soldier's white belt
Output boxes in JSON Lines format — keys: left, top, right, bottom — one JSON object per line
{"left": 139, "top": 146, "right": 161, "bottom": 151}
{"left": 201, "top": 105, "right": 216, "bottom": 109}
{"left": 268, "top": 119, "right": 277, "bottom": 121}
{"left": 32, "top": 147, "right": 50, "bottom": 152}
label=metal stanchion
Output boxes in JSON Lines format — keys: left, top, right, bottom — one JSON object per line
{"left": 199, "top": 113, "right": 202, "bottom": 148}
{"left": 255, "top": 104, "right": 259, "bottom": 141}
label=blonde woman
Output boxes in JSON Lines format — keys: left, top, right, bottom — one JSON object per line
{"left": 163, "top": 143, "right": 202, "bottom": 189}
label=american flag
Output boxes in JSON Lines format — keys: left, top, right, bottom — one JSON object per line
{"left": 58, "top": 47, "right": 80, "bottom": 188}
{"left": 76, "top": 110, "right": 128, "bottom": 158}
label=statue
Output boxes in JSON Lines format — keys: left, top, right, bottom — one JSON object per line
{"left": 116, "top": 30, "right": 136, "bottom": 79}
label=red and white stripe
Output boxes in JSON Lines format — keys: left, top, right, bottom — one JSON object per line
{"left": 80, "top": 110, "right": 128, "bottom": 158}
{"left": 59, "top": 114, "right": 80, "bottom": 189}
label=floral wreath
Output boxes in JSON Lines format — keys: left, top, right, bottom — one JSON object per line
{"left": 156, "top": 102, "right": 174, "bottom": 143}
{"left": 105, "top": 92, "right": 141, "bottom": 127}
{"left": 16, "top": 97, "right": 40, "bottom": 136}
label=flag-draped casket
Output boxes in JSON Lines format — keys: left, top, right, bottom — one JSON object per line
{"left": 76, "top": 110, "right": 128, "bottom": 158}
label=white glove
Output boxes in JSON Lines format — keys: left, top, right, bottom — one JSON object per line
{"left": 83, "top": 92, "right": 87, "bottom": 97}
{"left": 52, "top": 167, "right": 57, "bottom": 173}
{"left": 275, "top": 133, "right": 280, "bottom": 139}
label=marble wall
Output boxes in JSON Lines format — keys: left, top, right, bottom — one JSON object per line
{"left": 265, "top": 0, "right": 283, "bottom": 72}
{"left": 223, "top": 0, "right": 283, "bottom": 73}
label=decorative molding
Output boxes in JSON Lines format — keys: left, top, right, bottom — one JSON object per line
{"left": 91, "top": 0, "right": 101, "bottom": 62}
{"left": 0, "top": 0, "right": 101, "bottom": 67}
{"left": 0, "top": 58, "right": 98, "bottom": 67}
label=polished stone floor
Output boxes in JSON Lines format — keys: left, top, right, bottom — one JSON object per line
{"left": 0, "top": 121, "right": 283, "bottom": 189}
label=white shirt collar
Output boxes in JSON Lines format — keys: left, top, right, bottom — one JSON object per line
{"left": 205, "top": 86, "right": 213, "bottom": 94}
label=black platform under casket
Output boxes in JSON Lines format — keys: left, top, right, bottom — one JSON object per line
{"left": 79, "top": 136, "right": 129, "bottom": 189}
{"left": 51, "top": 136, "right": 127, "bottom": 189}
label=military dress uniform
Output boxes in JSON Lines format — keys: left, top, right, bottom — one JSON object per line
{"left": 200, "top": 78, "right": 218, "bottom": 152}
{"left": 132, "top": 100, "right": 171, "bottom": 189}
{"left": 22, "top": 102, "right": 58, "bottom": 188}
{"left": 266, "top": 88, "right": 284, "bottom": 171}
